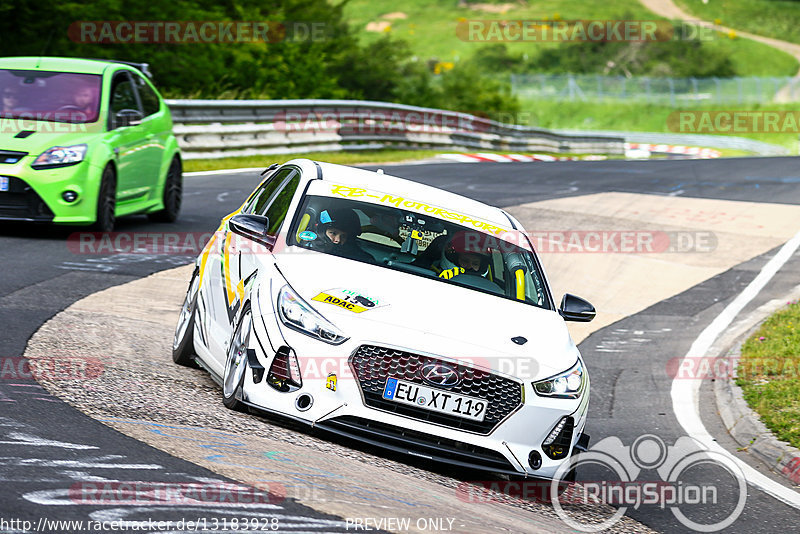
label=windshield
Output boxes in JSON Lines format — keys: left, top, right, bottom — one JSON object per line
{"left": 0, "top": 69, "right": 102, "bottom": 123}
{"left": 288, "top": 192, "right": 550, "bottom": 309}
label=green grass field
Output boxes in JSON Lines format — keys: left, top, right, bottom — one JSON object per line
{"left": 675, "top": 0, "right": 800, "bottom": 47}
{"left": 737, "top": 301, "right": 800, "bottom": 449}
{"left": 342, "top": 0, "right": 798, "bottom": 76}
{"left": 517, "top": 98, "right": 799, "bottom": 151}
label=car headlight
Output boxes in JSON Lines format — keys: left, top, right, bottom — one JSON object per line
{"left": 32, "top": 144, "right": 88, "bottom": 168}
{"left": 532, "top": 359, "right": 585, "bottom": 399}
{"left": 277, "top": 284, "right": 347, "bottom": 345}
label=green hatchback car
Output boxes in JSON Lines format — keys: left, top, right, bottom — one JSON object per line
{"left": 0, "top": 56, "right": 182, "bottom": 231}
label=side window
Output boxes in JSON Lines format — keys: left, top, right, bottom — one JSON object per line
{"left": 264, "top": 175, "right": 301, "bottom": 236}
{"left": 134, "top": 74, "right": 161, "bottom": 116}
{"left": 109, "top": 73, "right": 140, "bottom": 129}
{"left": 243, "top": 168, "right": 293, "bottom": 214}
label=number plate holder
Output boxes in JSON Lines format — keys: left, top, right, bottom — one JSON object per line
{"left": 382, "top": 377, "right": 486, "bottom": 422}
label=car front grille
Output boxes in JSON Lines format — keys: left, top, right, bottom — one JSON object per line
{"left": 0, "top": 176, "right": 54, "bottom": 221}
{"left": 349, "top": 344, "right": 523, "bottom": 435}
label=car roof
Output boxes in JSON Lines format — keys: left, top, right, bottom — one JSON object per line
{"left": 308, "top": 160, "right": 512, "bottom": 228}
{"left": 0, "top": 56, "right": 129, "bottom": 76}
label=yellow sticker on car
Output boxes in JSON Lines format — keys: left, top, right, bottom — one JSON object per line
{"left": 312, "top": 293, "right": 369, "bottom": 313}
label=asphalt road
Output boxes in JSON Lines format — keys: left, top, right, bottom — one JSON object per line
{"left": 2, "top": 156, "right": 800, "bottom": 532}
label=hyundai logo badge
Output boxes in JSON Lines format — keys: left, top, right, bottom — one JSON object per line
{"left": 420, "top": 362, "right": 460, "bottom": 388}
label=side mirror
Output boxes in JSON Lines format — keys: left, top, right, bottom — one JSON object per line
{"left": 114, "top": 109, "right": 143, "bottom": 128}
{"left": 229, "top": 213, "right": 275, "bottom": 248}
{"left": 559, "top": 293, "right": 596, "bottom": 322}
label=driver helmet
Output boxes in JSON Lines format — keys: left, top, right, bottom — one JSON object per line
{"left": 441, "top": 230, "right": 492, "bottom": 275}
{"left": 320, "top": 208, "right": 362, "bottom": 245}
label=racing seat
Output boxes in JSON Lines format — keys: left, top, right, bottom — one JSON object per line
{"left": 411, "top": 234, "right": 449, "bottom": 271}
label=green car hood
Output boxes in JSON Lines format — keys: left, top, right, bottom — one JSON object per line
{"left": 0, "top": 121, "right": 104, "bottom": 156}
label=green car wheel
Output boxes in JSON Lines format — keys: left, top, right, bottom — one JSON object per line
{"left": 92, "top": 165, "right": 116, "bottom": 232}
{"left": 148, "top": 157, "right": 182, "bottom": 223}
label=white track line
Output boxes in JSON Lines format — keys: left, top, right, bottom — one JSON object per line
{"left": 671, "top": 229, "right": 800, "bottom": 508}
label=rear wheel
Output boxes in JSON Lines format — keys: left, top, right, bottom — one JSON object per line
{"left": 92, "top": 165, "right": 116, "bottom": 232}
{"left": 148, "top": 157, "right": 182, "bottom": 223}
{"left": 172, "top": 268, "right": 199, "bottom": 367}
{"left": 222, "top": 305, "right": 252, "bottom": 411}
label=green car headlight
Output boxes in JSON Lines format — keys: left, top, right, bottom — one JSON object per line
{"left": 32, "top": 144, "right": 87, "bottom": 169}
{"left": 532, "top": 359, "right": 585, "bottom": 399}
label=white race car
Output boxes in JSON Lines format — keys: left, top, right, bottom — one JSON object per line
{"left": 173, "top": 159, "right": 595, "bottom": 482}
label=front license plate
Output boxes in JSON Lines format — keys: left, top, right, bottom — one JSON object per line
{"left": 0, "top": 177, "right": 8, "bottom": 192}
{"left": 382, "top": 378, "right": 487, "bottom": 422}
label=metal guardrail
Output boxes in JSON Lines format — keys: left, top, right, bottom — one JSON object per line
{"left": 165, "top": 99, "right": 626, "bottom": 160}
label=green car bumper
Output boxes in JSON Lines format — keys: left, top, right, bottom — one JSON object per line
{"left": 0, "top": 156, "right": 103, "bottom": 224}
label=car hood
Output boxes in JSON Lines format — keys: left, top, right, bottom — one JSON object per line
{"left": 272, "top": 251, "right": 579, "bottom": 381}
{"left": 0, "top": 122, "right": 102, "bottom": 154}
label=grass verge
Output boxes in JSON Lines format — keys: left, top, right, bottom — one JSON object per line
{"left": 737, "top": 300, "right": 800, "bottom": 449}
{"left": 343, "top": 0, "right": 798, "bottom": 76}
{"left": 519, "top": 98, "right": 800, "bottom": 151}
{"left": 675, "top": 0, "right": 800, "bottom": 47}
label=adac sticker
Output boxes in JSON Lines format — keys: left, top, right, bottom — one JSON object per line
{"left": 326, "top": 373, "right": 337, "bottom": 392}
{"left": 298, "top": 231, "right": 317, "bottom": 241}
{"left": 312, "top": 288, "right": 386, "bottom": 313}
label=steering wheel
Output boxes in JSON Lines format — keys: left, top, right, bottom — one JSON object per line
{"left": 57, "top": 105, "right": 82, "bottom": 112}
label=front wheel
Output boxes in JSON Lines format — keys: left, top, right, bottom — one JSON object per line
{"left": 148, "top": 157, "right": 182, "bottom": 223}
{"left": 222, "top": 305, "right": 252, "bottom": 411}
{"left": 172, "top": 267, "right": 199, "bottom": 367}
{"left": 92, "top": 165, "right": 116, "bottom": 232}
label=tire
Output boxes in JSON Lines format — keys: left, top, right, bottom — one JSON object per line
{"left": 172, "top": 268, "right": 200, "bottom": 367}
{"left": 222, "top": 305, "right": 252, "bottom": 412}
{"left": 92, "top": 165, "right": 116, "bottom": 232}
{"left": 148, "top": 157, "right": 182, "bottom": 223}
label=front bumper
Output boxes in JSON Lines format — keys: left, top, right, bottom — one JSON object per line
{"left": 0, "top": 159, "right": 101, "bottom": 224}
{"left": 237, "top": 291, "right": 591, "bottom": 479}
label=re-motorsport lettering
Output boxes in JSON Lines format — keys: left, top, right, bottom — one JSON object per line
{"left": 328, "top": 184, "right": 509, "bottom": 236}
{"left": 312, "top": 293, "right": 368, "bottom": 313}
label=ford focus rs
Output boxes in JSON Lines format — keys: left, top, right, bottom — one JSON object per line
{"left": 173, "top": 159, "right": 595, "bottom": 482}
{"left": 0, "top": 56, "right": 181, "bottom": 231}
